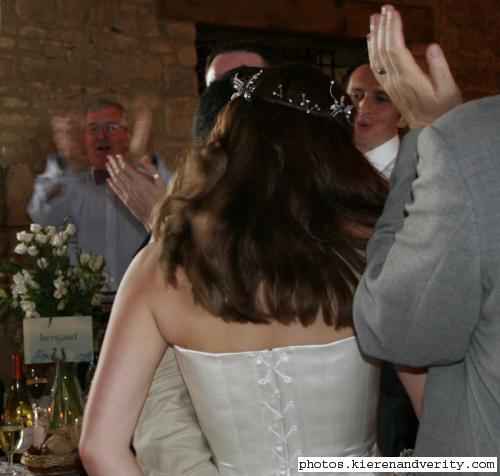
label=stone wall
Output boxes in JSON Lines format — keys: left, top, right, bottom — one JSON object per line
{"left": 435, "top": 0, "right": 499, "bottom": 99}
{"left": 0, "top": 0, "right": 198, "bottom": 254}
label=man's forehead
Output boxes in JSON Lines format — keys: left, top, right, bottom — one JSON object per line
{"left": 348, "top": 84, "right": 388, "bottom": 95}
{"left": 84, "top": 106, "right": 125, "bottom": 125}
{"left": 348, "top": 66, "right": 388, "bottom": 91}
{"left": 206, "top": 51, "right": 267, "bottom": 85}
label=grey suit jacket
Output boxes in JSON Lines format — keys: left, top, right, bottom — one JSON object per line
{"left": 354, "top": 95, "right": 500, "bottom": 460}
{"left": 134, "top": 348, "right": 218, "bottom": 475}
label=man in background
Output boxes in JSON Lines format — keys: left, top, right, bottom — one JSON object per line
{"left": 343, "top": 56, "right": 407, "bottom": 178}
{"left": 28, "top": 99, "right": 170, "bottom": 291}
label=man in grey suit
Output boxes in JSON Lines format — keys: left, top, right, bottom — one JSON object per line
{"left": 354, "top": 4, "right": 500, "bottom": 460}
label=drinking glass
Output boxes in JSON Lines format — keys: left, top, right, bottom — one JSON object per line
{"left": 0, "top": 417, "right": 23, "bottom": 475}
{"left": 24, "top": 364, "right": 52, "bottom": 407}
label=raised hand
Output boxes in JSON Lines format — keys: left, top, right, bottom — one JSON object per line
{"left": 106, "top": 154, "right": 167, "bottom": 231}
{"left": 128, "top": 98, "right": 153, "bottom": 163}
{"left": 367, "top": 4, "right": 462, "bottom": 129}
{"left": 51, "top": 111, "right": 86, "bottom": 168}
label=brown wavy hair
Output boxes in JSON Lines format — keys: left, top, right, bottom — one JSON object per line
{"left": 153, "top": 63, "right": 388, "bottom": 328}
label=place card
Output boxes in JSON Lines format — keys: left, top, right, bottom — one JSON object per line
{"left": 23, "top": 316, "right": 94, "bottom": 363}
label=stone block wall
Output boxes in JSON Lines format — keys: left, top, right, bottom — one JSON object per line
{"left": 435, "top": 0, "right": 499, "bottom": 100}
{"left": 0, "top": 0, "right": 198, "bottom": 256}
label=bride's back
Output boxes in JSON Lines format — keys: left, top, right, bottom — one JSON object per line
{"left": 134, "top": 64, "right": 389, "bottom": 474}
{"left": 133, "top": 249, "right": 382, "bottom": 475}
{"left": 148, "top": 63, "right": 388, "bottom": 353}
{"left": 139, "top": 251, "right": 354, "bottom": 353}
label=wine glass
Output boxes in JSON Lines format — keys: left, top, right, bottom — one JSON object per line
{"left": 0, "top": 417, "right": 23, "bottom": 475}
{"left": 25, "top": 364, "right": 51, "bottom": 407}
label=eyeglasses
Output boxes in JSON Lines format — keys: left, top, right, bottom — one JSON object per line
{"left": 85, "top": 123, "right": 127, "bottom": 136}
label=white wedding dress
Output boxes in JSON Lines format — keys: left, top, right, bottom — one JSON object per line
{"left": 174, "top": 336, "right": 383, "bottom": 476}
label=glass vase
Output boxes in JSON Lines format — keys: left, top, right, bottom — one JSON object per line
{"left": 49, "top": 361, "right": 83, "bottom": 441}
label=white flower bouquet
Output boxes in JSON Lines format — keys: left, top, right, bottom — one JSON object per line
{"left": 0, "top": 223, "right": 108, "bottom": 321}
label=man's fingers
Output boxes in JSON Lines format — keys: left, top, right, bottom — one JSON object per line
{"left": 106, "top": 156, "right": 129, "bottom": 189}
{"left": 426, "top": 44, "right": 461, "bottom": 101}
{"left": 383, "top": 6, "right": 420, "bottom": 79}
{"left": 384, "top": 5, "right": 405, "bottom": 51}
{"left": 106, "top": 178, "right": 128, "bottom": 204}
{"left": 378, "top": 8, "right": 389, "bottom": 66}
{"left": 375, "top": 2, "right": 428, "bottom": 107}
{"left": 369, "top": 14, "right": 385, "bottom": 75}
{"left": 116, "top": 154, "right": 129, "bottom": 172}
{"left": 106, "top": 156, "right": 121, "bottom": 178}
{"left": 108, "top": 154, "right": 137, "bottom": 182}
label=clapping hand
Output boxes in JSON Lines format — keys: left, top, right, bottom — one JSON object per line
{"left": 51, "top": 111, "right": 87, "bottom": 169}
{"left": 367, "top": 4, "right": 462, "bottom": 129}
{"left": 128, "top": 98, "right": 153, "bottom": 163}
{"left": 106, "top": 154, "right": 167, "bottom": 231}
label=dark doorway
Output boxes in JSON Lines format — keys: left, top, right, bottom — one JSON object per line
{"left": 196, "top": 23, "right": 366, "bottom": 92}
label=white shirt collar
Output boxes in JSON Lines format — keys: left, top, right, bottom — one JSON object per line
{"left": 364, "top": 135, "right": 400, "bottom": 178}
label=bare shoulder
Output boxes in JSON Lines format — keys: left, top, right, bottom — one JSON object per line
{"left": 131, "top": 243, "right": 191, "bottom": 291}
{"left": 125, "top": 243, "right": 193, "bottom": 307}
{"left": 119, "top": 241, "right": 164, "bottom": 296}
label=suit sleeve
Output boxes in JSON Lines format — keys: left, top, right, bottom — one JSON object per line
{"left": 353, "top": 126, "right": 481, "bottom": 367}
{"left": 134, "top": 348, "right": 219, "bottom": 476}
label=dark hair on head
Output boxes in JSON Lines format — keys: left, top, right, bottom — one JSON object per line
{"left": 153, "top": 63, "right": 387, "bottom": 328}
{"left": 193, "top": 66, "right": 262, "bottom": 146}
{"left": 341, "top": 51, "right": 369, "bottom": 89}
{"left": 83, "top": 98, "right": 127, "bottom": 117}
{"left": 205, "top": 41, "right": 281, "bottom": 77}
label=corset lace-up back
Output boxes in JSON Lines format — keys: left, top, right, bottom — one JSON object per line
{"left": 174, "top": 337, "right": 382, "bottom": 476}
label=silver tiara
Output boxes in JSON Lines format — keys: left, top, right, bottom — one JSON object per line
{"left": 231, "top": 70, "right": 263, "bottom": 100}
{"left": 231, "top": 69, "right": 354, "bottom": 122}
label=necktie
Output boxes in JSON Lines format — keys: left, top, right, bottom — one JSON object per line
{"left": 93, "top": 169, "right": 110, "bottom": 185}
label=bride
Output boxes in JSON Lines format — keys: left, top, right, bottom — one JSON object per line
{"left": 81, "top": 63, "right": 412, "bottom": 475}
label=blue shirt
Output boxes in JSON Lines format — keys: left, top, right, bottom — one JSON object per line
{"left": 28, "top": 153, "right": 172, "bottom": 291}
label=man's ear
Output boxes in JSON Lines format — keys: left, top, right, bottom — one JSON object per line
{"left": 397, "top": 114, "right": 408, "bottom": 129}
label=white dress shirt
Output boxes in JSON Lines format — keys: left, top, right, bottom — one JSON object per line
{"left": 365, "top": 135, "right": 400, "bottom": 178}
{"left": 28, "top": 154, "right": 171, "bottom": 291}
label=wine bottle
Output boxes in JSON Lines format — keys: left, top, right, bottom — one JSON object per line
{"left": 4, "top": 354, "right": 34, "bottom": 452}
{"left": 0, "top": 379, "right": 4, "bottom": 416}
